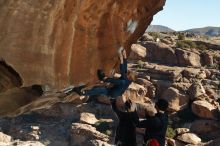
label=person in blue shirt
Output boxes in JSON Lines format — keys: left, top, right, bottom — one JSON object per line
{"left": 72, "top": 48, "right": 135, "bottom": 99}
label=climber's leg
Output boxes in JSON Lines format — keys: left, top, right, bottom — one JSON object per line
{"left": 82, "top": 86, "right": 109, "bottom": 96}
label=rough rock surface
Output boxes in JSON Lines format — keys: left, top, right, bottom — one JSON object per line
{"left": 143, "top": 42, "right": 178, "bottom": 65}
{"left": 0, "top": 132, "right": 11, "bottom": 143}
{"left": 0, "top": 0, "right": 166, "bottom": 117}
{"left": 71, "top": 123, "right": 110, "bottom": 146}
{"left": 0, "top": 0, "right": 165, "bottom": 88}
{"left": 191, "top": 100, "right": 216, "bottom": 119}
{"left": 177, "top": 133, "right": 201, "bottom": 145}
{"left": 129, "top": 44, "right": 147, "bottom": 60}
{"left": 188, "top": 81, "right": 207, "bottom": 100}
{"left": 176, "top": 48, "right": 201, "bottom": 67}
{"left": 161, "top": 87, "right": 189, "bottom": 112}
{"left": 176, "top": 128, "right": 190, "bottom": 135}
{"left": 80, "top": 112, "right": 98, "bottom": 125}
{"left": 0, "top": 131, "right": 44, "bottom": 146}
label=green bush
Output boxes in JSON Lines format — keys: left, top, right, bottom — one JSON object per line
{"left": 185, "top": 40, "right": 197, "bottom": 48}
{"left": 137, "top": 60, "right": 145, "bottom": 69}
{"left": 166, "top": 126, "right": 176, "bottom": 139}
{"left": 198, "top": 44, "right": 207, "bottom": 50}
{"left": 176, "top": 41, "right": 190, "bottom": 48}
{"left": 178, "top": 33, "right": 185, "bottom": 40}
{"left": 166, "top": 119, "right": 176, "bottom": 139}
{"left": 176, "top": 40, "right": 197, "bottom": 49}
{"left": 148, "top": 32, "right": 160, "bottom": 41}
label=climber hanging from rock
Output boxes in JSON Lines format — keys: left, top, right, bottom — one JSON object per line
{"left": 71, "top": 47, "right": 136, "bottom": 100}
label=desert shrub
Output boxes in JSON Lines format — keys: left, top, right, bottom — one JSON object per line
{"left": 198, "top": 44, "right": 207, "bottom": 51}
{"left": 166, "top": 119, "right": 176, "bottom": 139}
{"left": 185, "top": 40, "right": 197, "bottom": 48}
{"left": 178, "top": 33, "right": 185, "bottom": 40}
{"left": 148, "top": 32, "right": 160, "bottom": 41}
{"left": 176, "top": 40, "right": 197, "bottom": 49}
{"left": 166, "top": 126, "right": 176, "bottom": 139}
{"left": 137, "top": 60, "right": 145, "bottom": 69}
{"left": 176, "top": 41, "right": 190, "bottom": 48}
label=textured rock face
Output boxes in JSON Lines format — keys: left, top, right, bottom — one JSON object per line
{"left": 0, "top": 0, "right": 166, "bottom": 116}
{"left": 191, "top": 100, "right": 216, "bottom": 119}
{"left": 0, "top": 0, "right": 165, "bottom": 89}
{"left": 161, "top": 87, "right": 189, "bottom": 112}
{"left": 177, "top": 133, "right": 201, "bottom": 145}
{"left": 176, "top": 48, "right": 201, "bottom": 67}
{"left": 71, "top": 123, "right": 110, "bottom": 146}
{"left": 143, "top": 42, "right": 177, "bottom": 65}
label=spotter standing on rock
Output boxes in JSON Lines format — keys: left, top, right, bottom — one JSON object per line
{"left": 72, "top": 47, "right": 136, "bottom": 100}
{"left": 111, "top": 98, "right": 139, "bottom": 146}
{"left": 137, "top": 99, "right": 168, "bottom": 146}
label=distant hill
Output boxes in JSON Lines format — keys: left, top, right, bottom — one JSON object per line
{"left": 146, "top": 25, "right": 175, "bottom": 32}
{"left": 184, "top": 26, "right": 220, "bottom": 36}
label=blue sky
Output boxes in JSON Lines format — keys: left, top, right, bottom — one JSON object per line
{"left": 151, "top": 0, "right": 220, "bottom": 31}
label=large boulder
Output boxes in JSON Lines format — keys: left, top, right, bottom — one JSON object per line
{"left": 161, "top": 87, "right": 190, "bottom": 112}
{"left": 191, "top": 100, "right": 217, "bottom": 119}
{"left": 188, "top": 81, "right": 207, "bottom": 100}
{"left": 176, "top": 48, "right": 201, "bottom": 67}
{"left": 182, "top": 68, "right": 207, "bottom": 80}
{"left": 143, "top": 42, "right": 178, "bottom": 65}
{"left": 0, "top": 0, "right": 166, "bottom": 116}
{"left": 129, "top": 44, "right": 147, "bottom": 60}
{"left": 201, "top": 52, "right": 214, "bottom": 66}
{"left": 142, "top": 63, "right": 183, "bottom": 82}
{"left": 0, "top": 0, "right": 165, "bottom": 88}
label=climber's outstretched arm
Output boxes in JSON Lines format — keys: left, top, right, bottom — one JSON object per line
{"left": 118, "top": 47, "right": 127, "bottom": 79}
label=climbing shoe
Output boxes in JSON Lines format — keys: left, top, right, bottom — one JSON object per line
{"left": 71, "top": 84, "right": 86, "bottom": 95}
{"left": 97, "top": 69, "right": 105, "bottom": 81}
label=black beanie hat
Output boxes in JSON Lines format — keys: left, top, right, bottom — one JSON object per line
{"left": 156, "top": 99, "right": 168, "bottom": 111}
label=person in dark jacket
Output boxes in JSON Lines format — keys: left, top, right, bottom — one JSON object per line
{"left": 111, "top": 98, "right": 139, "bottom": 146}
{"left": 72, "top": 48, "right": 135, "bottom": 99}
{"left": 137, "top": 99, "right": 169, "bottom": 146}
